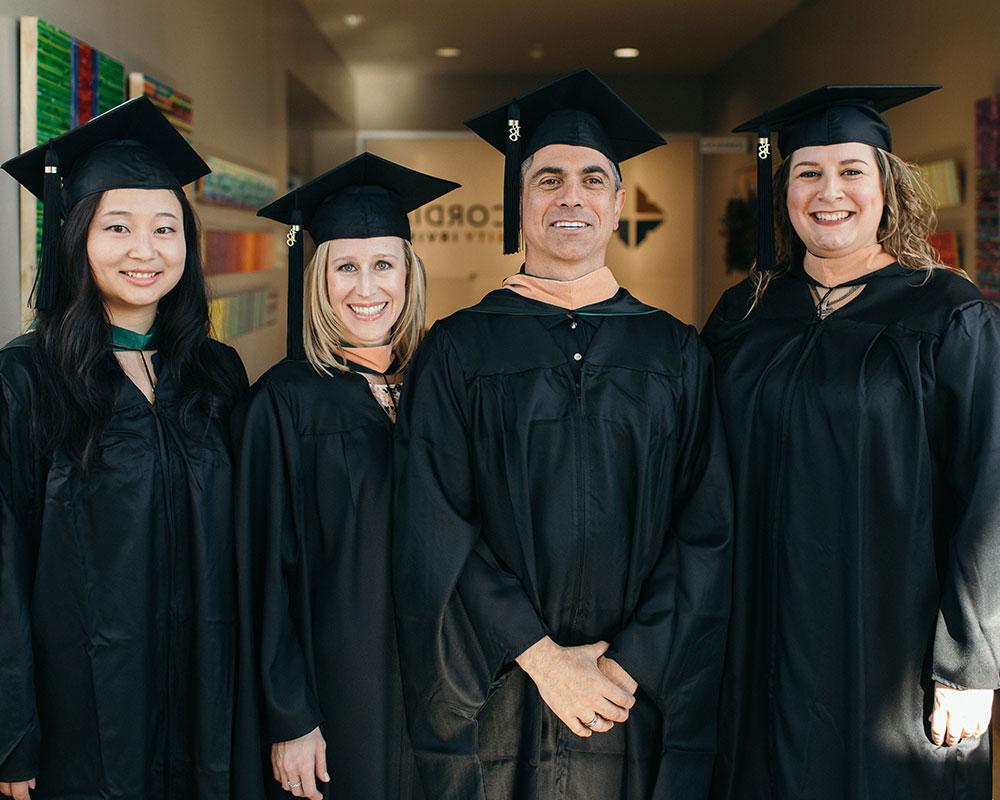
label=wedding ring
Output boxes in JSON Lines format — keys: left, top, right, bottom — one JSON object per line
{"left": 287, "top": 780, "right": 302, "bottom": 789}
{"left": 585, "top": 714, "right": 601, "bottom": 729}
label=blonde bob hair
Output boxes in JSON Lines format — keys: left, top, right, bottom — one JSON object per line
{"left": 747, "top": 146, "right": 963, "bottom": 311}
{"left": 301, "top": 237, "right": 427, "bottom": 376}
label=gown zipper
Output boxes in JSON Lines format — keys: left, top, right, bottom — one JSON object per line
{"left": 568, "top": 359, "right": 589, "bottom": 648}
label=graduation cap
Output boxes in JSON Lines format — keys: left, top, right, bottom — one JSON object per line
{"left": 732, "top": 84, "right": 940, "bottom": 271}
{"left": 1, "top": 96, "right": 209, "bottom": 311}
{"left": 464, "top": 69, "right": 666, "bottom": 254}
{"left": 257, "top": 151, "right": 460, "bottom": 359}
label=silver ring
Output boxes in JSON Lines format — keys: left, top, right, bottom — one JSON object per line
{"left": 287, "top": 781, "right": 302, "bottom": 789}
{"left": 585, "top": 714, "right": 600, "bottom": 729}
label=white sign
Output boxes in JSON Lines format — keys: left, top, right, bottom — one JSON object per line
{"left": 700, "top": 136, "right": 749, "bottom": 155}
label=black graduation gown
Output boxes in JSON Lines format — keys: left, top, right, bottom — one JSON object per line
{"left": 393, "top": 288, "right": 733, "bottom": 800}
{"left": 702, "top": 263, "right": 1000, "bottom": 800}
{"left": 231, "top": 359, "right": 422, "bottom": 800}
{"left": 0, "top": 334, "right": 248, "bottom": 799}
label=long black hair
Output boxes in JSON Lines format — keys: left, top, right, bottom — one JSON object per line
{"left": 30, "top": 188, "right": 243, "bottom": 468}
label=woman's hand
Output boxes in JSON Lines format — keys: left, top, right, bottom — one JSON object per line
{"left": 271, "top": 727, "right": 330, "bottom": 799}
{"left": 929, "top": 681, "right": 994, "bottom": 746}
{"left": 0, "top": 779, "right": 36, "bottom": 800}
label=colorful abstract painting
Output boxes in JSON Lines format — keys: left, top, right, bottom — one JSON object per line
{"left": 208, "top": 288, "right": 279, "bottom": 343}
{"left": 128, "top": 72, "right": 193, "bottom": 138}
{"left": 197, "top": 155, "right": 278, "bottom": 211}
{"left": 18, "top": 17, "right": 126, "bottom": 321}
{"left": 928, "top": 230, "right": 960, "bottom": 269}
{"left": 203, "top": 230, "right": 279, "bottom": 275}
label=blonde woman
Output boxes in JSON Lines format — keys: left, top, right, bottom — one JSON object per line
{"left": 704, "top": 86, "right": 1000, "bottom": 800}
{"left": 233, "top": 154, "right": 458, "bottom": 800}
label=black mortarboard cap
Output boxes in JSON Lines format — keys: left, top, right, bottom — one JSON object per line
{"left": 464, "top": 69, "right": 666, "bottom": 254}
{"left": 732, "top": 84, "right": 940, "bottom": 272}
{"left": 1, "top": 96, "right": 209, "bottom": 310}
{"left": 257, "top": 152, "right": 460, "bottom": 359}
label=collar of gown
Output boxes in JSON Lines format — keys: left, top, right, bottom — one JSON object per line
{"left": 801, "top": 243, "right": 898, "bottom": 288}
{"left": 502, "top": 266, "right": 620, "bottom": 310}
{"left": 110, "top": 320, "right": 158, "bottom": 351}
{"left": 342, "top": 344, "right": 393, "bottom": 374}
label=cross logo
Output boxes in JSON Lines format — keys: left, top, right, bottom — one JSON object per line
{"left": 616, "top": 184, "right": 665, "bottom": 248}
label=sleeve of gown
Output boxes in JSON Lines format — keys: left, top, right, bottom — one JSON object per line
{"left": 233, "top": 381, "right": 324, "bottom": 743}
{"left": 394, "top": 323, "right": 544, "bottom": 791}
{"left": 603, "top": 328, "right": 734, "bottom": 747}
{"left": 456, "top": 537, "right": 548, "bottom": 666}
{"left": 0, "top": 373, "right": 41, "bottom": 781}
{"left": 930, "top": 302, "right": 1000, "bottom": 691}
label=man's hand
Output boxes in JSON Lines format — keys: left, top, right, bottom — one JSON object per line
{"left": 0, "top": 779, "right": 36, "bottom": 800}
{"left": 516, "top": 636, "right": 636, "bottom": 737}
{"left": 271, "top": 726, "right": 330, "bottom": 799}
{"left": 928, "top": 681, "right": 994, "bottom": 746}
{"left": 598, "top": 654, "right": 639, "bottom": 695}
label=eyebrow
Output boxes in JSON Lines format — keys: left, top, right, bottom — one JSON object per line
{"left": 529, "top": 165, "right": 611, "bottom": 180}
{"left": 331, "top": 253, "right": 398, "bottom": 261}
{"left": 792, "top": 159, "right": 870, "bottom": 168}
{"left": 100, "top": 210, "right": 179, "bottom": 219}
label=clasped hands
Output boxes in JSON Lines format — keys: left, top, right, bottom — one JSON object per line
{"left": 516, "top": 636, "right": 638, "bottom": 737}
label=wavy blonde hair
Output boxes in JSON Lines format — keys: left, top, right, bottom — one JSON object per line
{"left": 746, "top": 146, "right": 962, "bottom": 312}
{"left": 302, "top": 238, "right": 426, "bottom": 375}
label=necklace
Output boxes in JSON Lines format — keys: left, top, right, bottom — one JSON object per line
{"left": 810, "top": 283, "right": 863, "bottom": 320}
{"left": 138, "top": 351, "right": 157, "bottom": 399}
{"left": 379, "top": 374, "right": 398, "bottom": 419}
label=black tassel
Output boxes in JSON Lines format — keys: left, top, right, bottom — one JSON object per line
{"left": 755, "top": 127, "right": 777, "bottom": 272}
{"left": 502, "top": 101, "right": 522, "bottom": 255}
{"left": 34, "top": 147, "right": 63, "bottom": 311}
{"left": 285, "top": 207, "right": 305, "bottom": 360}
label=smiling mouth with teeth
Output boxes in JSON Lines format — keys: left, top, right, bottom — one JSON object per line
{"left": 552, "top": 221, "right": 589, "bottom": 229}
{"left": 811, "top": 211, "right": 852, "bottom": 222}
{"left": 348, "top": 302, "right": 388, "bottom": 318}
{"left": 123, "top": 271, "right": 160, "bottom": 279}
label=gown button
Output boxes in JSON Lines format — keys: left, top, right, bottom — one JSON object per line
{"left": 573, "top": 353, "right": 582, "bottom": 361}
{"left": 570, "top": 321, "right": 578, "bottom": 330}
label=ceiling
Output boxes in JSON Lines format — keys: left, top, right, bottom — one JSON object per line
{"left": 297, "top": 0, "right": 804, "bottom": 78}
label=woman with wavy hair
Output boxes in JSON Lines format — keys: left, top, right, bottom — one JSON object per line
{"left": 0, "top": 98, "right": 247, "bottom": 800}
{"left": 233, "top": 153, "right": 458, "bottom": 800}
{"left": 704, "top": 86, "right": 1000, "bottom": 800}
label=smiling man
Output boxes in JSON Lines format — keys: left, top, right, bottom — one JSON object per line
{"left": 393, "top": 70, "right": 733, "bottom": 800}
